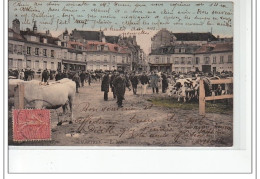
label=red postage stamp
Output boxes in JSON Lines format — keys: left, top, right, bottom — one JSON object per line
{"left": 13, "top": 109, "right": 51, "bottom": 141}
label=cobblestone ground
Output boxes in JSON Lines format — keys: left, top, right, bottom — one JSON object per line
{"left": 9, "top": 80, "right": 233, "bottom": 146}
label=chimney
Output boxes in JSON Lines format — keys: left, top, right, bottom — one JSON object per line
{"left": 99, "top": 28, "right": 102, "bottom": 42}
{"left": 33, "top": 21, "right": 37, "bottom": 33}
{"left": 12, "top": 19, "right": 20, "bottom": 34}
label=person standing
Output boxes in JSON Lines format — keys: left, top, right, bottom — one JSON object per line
{"left": 110, "top": 71, "right": 117, "bottom": 99}
{"left": 130, "top": 71, "right": 139, "bottom": 95}
{"left": 80, "top": 71, "right": 86, "bottom": 87}
{"left": 161, "top": 72, "right": 168, "bottom": 93}
{"left": 139, "top": 71, "right": 149, "bottom": 96}
{"left": 113, "top": 71, "right": 131, "bottom": 107}
{"left": 24, "top": 69, "right": 29, "bottom": 81}
{"left": 101, "top": 72, "right": 110, "bottom": 101}
{"left": 150, "top": 71, "right": 159, "bottom": 94}
{"left": 88, "top": 72, "right": 92, "bottom": 86}
{"left": 72, "top": 72, "right": 80, "bottom": 93}
{"left": 42, "top": 69, "right": 49, "bottom": 84}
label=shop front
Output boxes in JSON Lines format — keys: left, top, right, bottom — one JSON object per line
{"left": 62, "top": 60, "right": 87, "bottom": 72}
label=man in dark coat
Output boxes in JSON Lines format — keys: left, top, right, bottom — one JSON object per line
{"left": 24, "top": 69, "right": 29, "bottom": 81}
{"left": 161, "top": 72, "right": 168, "bottom": 93}
{"left": 113, "top": 71, "right": 130, "bottom": 107}
{"left": 110, "top": 71, "right": 117, "bottom": 99}
{"left": 72, "top": 73, "right": 80, "bottom": 93}
{"left": 42, "top": 69, "right": 49, "bottom": 84}
{"left": 55, "top": 71, "right": 62, "bottom": 81}
{"left": 101, "top": 72, "right": 110, "bottom": 101}
{"left": 130, "top": 71, "right": 139, "bottom": 95}
{"left": 80, "top": 71, "right": 86, "bottom": 87}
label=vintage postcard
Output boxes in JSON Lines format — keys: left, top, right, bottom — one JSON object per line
{"left": 8, "top": 0, "right": 234, "bottom": 148}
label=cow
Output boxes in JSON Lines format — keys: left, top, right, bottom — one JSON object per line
{"left": 8, "top": 78, "right": 76, "bottom": 125}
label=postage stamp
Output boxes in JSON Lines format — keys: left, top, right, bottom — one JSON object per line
{"left": 12, "top": 109, "right": 51, "bottom": 141}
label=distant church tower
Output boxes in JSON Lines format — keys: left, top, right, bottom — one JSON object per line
{"left": 12, "top": 19, "right": 20, "bottom": 34}
{"left": 33, "top": 21, "right": 37, "bottom": 33}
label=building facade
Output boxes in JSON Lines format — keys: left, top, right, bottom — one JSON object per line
{"left": 8, "top": 19, "right": 136, "bottom": 72}
{"left": 148, "top": 43, "right": 233, "bottom": 73}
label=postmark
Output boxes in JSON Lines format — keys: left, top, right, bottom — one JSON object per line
{"left": 12, "top": 109, "right": 51, "bottom": 141}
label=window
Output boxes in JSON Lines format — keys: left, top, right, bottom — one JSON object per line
{"left": 181, "top": 67, "right": 185, "bottom": 73}
{"left": 204, "top": 57, "right": 210, "bottom": 64}
{"left": 195, "top": 57, "right": 200, "bottom": 64}
{"left": 8, "top": 58, "right": 13, "bottom": 68}
{"left": 174, "top": 57, "right": 179, "bottom": 64}
{"left": 155, "top": 57, "right": 159, "bottom": 63}
{"left": 181, "top": 57, "right": 185, "bottom": 64}
{"left": 8, "top": 44, "right": 13, "bottom": 54}
{"left": 35, "top": 61, "right": 39, "bottom": 69}
{"left": 51, "top": 62, "right": 54, "bottom": 70}
{"left": 35, "top": 48, "right": 39, "bottom": 55}
{"left": 213, "top": 56, "right": 216, "bottom": 64}
{"left": 167, "top": 57, "right": 170, "bottom": 63}
{"left": 27, "top": 47, "right": 31, "bottom": 55}
{"left": 43, "top": 49, "right": 47, "bottom": 57}
{"left": 17, "top": 45, "right": 22, "bottom": 54}
{"left": 113, "top": 56, "right": 116, "bottom": 63}
{"left": 104, "top": 46, "right": 108, "bottom": 51}
{"left": 181, "top": 48, "right": 185, "bottom": 53}
{"left": 220, "top": 56, "right": 224, "bottom": 64}
{"left": 187, "top": 57, "right": 192, "bottom": 64}
{"left": 14, "top": 45, "right": 18, "bottom": 53}
{"left": 26, "top": 60, "right": 31, "bottom": 68}
{"left": 97, "top": 45, "right": 101, "bottom": 51}
{"left": 51, "top": 50, "right": 54, "bottom": 58}
{"left": 187, "top": 67, "right": 191, "bottom": 72}
{"left": 228, "top": 55, "right": 232, "bottom": 63}
{"left": 175, "top": 67, "right": 179, "bottom": 72}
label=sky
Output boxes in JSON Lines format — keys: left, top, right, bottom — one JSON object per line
{"left": 9, "top": 1, "right": 233, "bottom": 54}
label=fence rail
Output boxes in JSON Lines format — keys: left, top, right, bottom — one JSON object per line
{"left": 199, "top": 78, "right": 233, "bottom": 115}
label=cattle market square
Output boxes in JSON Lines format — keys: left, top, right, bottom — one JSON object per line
{"left": 8, "top": 19, "right": 233, "bottom": 147}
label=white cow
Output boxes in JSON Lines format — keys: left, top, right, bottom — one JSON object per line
{"left": 9, "top": 78, "right": 76, "bottom": 125}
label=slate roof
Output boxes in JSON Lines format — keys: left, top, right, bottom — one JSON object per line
{"left": 20, "top": 30, "right": 60, "bottom": 45}
{"left": 172, "top": 32, "right": 218, "bottom": 41}
{"left": 71, "top": 30, "right": 103, "bottom": 41}
{"left": 195, "top": 43, "right": 233, "bottom": 54}
{"left": 8, "top": 28, "right": 25, "bottom": 40}
{"left": 85, "top": 41, "right": 130, "bottom": 54}
{"left": 105, "top": 36, "right": 119, "bottom": 44}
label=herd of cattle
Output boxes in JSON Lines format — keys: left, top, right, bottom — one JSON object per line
{"left": 167, "top": 76, "right": 233, "bottom": 103}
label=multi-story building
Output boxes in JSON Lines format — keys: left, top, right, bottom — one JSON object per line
{"left": 151, "top": 28, "right": 218, "bottom": 50}
{"left": 194, "top": 43, "right": 233, "bottom": 73}
{"left": 8, "top": 19, "right": 136, "bottom": 72}
{"left": 8, "top": 20, "right": 64, "bottom": 72}
{"left": 148, "top": 42, "right": 233, "bottom": 74}
{"left": 148, "top": 44, "right": 200, "bottom": 73}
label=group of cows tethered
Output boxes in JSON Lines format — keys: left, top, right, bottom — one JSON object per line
{"left": 167, "top": 74, "right": 233, "bottom": 103}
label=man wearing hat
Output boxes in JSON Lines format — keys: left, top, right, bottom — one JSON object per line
{"left": 101, "top": 72, "right": 110, "bottom": 101}
{"left": 113, "top": 69, "right": 130, "bottom": 107}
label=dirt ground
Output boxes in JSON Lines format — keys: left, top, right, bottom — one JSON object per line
{"left": 8, "top": 80, "right": 233, "bottom": 147}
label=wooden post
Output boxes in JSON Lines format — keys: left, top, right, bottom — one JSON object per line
{"left": 14, "top": 83, "right": 25, "bottom": 109}
{"left": 199, "top": 79, "right": 205, "bottom": 115}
